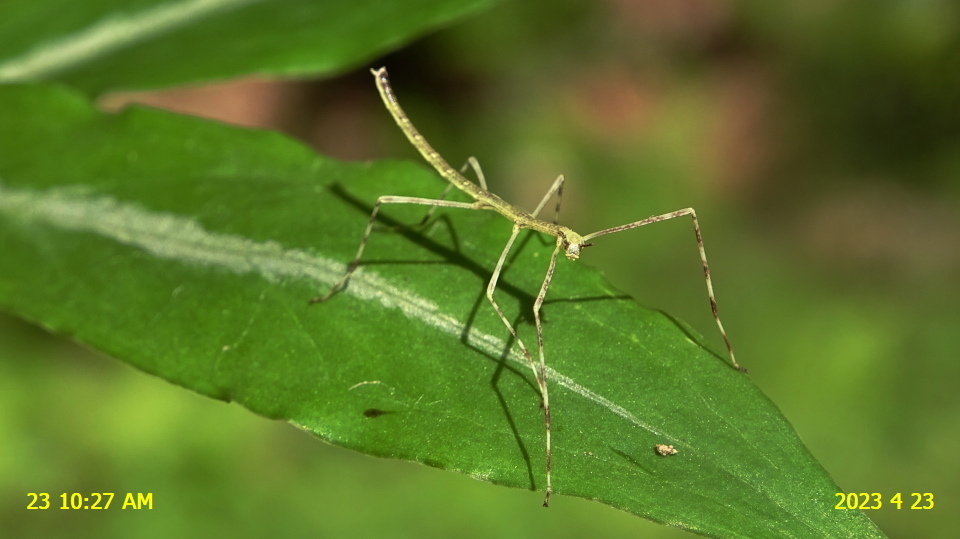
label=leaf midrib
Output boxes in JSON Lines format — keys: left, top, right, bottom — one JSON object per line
{"left": 0, "top": 180, "right": 829, "bottom": 532}
{"left": 0, "top": 0, "right": 262, "bottom": 82}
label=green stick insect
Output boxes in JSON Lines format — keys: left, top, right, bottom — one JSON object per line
{"left": 313, "top": 67, "right": 745, "bottom": 507}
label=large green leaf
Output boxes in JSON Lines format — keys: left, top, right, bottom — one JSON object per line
{"left": 0, "top": 0, "right": 497, "bottom": 94}
{"left": 0, "top": 84, "right": 884, "bottom": 538}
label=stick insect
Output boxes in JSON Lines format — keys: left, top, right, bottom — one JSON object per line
{"left": 312, "top": 67, "right": 745, "bottom": 507}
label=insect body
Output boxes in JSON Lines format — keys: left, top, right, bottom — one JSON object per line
{"left": 313, "top": 67, "right": 744, "bottom": 507}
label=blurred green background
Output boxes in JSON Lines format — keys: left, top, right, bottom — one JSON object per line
{"left": 3, "top": 0, "right": 958, "bottom": 537}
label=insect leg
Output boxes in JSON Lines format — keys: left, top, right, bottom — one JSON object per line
{"left": 583, "top": 208, "right": 744, "bottom": 371}
{"left": 311, "top": 196, "right": 480, "bottom": 304}
{"left": 532, "top": 241, "right": 562, "bottom": 506}
{"left": 418, "top": 157, "right": 486, "bottom": 225}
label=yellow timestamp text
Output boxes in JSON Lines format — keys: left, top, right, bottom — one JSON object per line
{"left": 26, "top": 492, "right": 154, "bottom": 510}
{"left": 834, "top": 492, "right": 934, "bottom": 510}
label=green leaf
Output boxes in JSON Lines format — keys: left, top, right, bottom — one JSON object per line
{"left": 0, "top": 84, "right": 884, "bottom": 538}
{"left": 0, "top": 0, "right": 498, "bottom": 94}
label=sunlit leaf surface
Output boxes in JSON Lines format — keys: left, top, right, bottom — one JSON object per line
{"left": 0, "top": 84, "right": 885, "bottom": 537}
